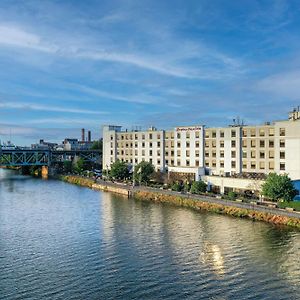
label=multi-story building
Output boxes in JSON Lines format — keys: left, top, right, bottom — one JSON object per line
{"left": 102, "top": 109, "right": 300, "bottom": 192}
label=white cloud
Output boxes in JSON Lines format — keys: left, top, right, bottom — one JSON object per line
{"left": 0, "top": 101, "right": 108, "bottom": 115}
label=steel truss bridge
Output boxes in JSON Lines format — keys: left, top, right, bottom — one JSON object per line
{"left": 0, "top": 149, "right": 101, "bottom": 167}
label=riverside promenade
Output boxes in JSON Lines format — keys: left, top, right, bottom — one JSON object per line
{"left": 63, "top": 176, "right": 300, "bottom": 222}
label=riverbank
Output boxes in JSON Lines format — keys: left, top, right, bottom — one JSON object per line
{"left": 60, "top": 175, "right": 300, "bottom": 228}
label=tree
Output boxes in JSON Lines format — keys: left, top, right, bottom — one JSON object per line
{"left": 63, "top": 160, "right": 72, "bottom": 173}
{"left": 261, "top": 173, "right": 297, "bottom": 202}
{"left": 134, "top": 161, "right": 155, "bottom": 184}
{"left": 110, "top": 160, "right": 129, "bottom": 180}
{"left": 91, "top": 139, "right": 103, "bottom": 152}
{"left": 73, "top": 157, "right": 85, "bottom": 174}
{"left": 190, "top": 180, "right": 207, "bottom": 194}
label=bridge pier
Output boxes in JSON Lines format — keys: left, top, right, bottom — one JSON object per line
{"left": 41, "top": 166, "right": 48, "bottom": 179}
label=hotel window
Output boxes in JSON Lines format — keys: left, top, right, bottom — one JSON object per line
{"left": 110, "top": 135, "right": 114, "bottom": 140}
{"left": 269, "top": 140, "right": 274, "bottom": 148}
{"left": 220, "top": 150, "right": 224, "bottom": 158}
{"left": 195, "top": 141, "right": 200, "bottom": 147}
{"left": 110, "top": 150, "right": 113, "bottom": 155}
{"left": 135, "top": 158, "right": 138, "bottom": 163}
{"left": 269, "top": 161, "right": 274, "bottom": 170}
{"left": 171, "top": 133, "right": 174, "bottom": 139}
{"left": 177, "top": 142, "right": 181, "bottom": 147}
{"left": 149, "top": 142, "right": 152, "bottom": 147}
{"left": 142, "top": 150, "right": 145, "bottom": 156}
{"left": 195, "top": 131, "right": 200, "bottom": 138}
{"left": 205, "top": 141, "right": 209, "bottom": 147}
{"left": 177, "top": 160, "right": 181, "bottom": 166}
{"left": 177, "top": 133, "right": 181, "bottom": 139}
{"left": 135, "top": 150, "right": 138, "bottom": 155}
{"left": 205, "top": 151, "right": 209, "bottom": 157}
{"left": 220, "top": 161, "right": 224, "bottom": 168}
{"left": 196, "top": 150, "right": 200, "bottom": 157}
{"left": 251, "top": 162, "right": 256, "bottom": 169}
{"left": 142, "top": 142, "right": 145, "bottom": 147}
{"left": 260, "top": 140, "right": 265, "bottom": 147}
{"left": 186, "top": 150, "right": 190, "bottom": 157}
{"left": 231, "top": 161, "right": 236, "bottom": 168}
{"left": 259, "top": 129, "right": 265, "bottom": 136}
{"left": 242, "top": 151, "right": 247, "bottom": 158}
{"left": 212, "top": 131, "right": 216, "bottom": 138}
{"left": 212, "top": 141, "right": 216, "bottom": 148}
{"left": 260, "top": 151, "right": 265, "bottom": 159}
{"left": 242, "top": 140, "right": 247, "bottom": 147}
{"left": 251, "top": 151, "right": 256, "bottom": 158}
{"left": 205, "top": 160, "right": 210, "bottom": 166}
{"left": 157, "top": 141, "right": 161, "bottom": 147}
{"left": 121, "top": 135, "right": 124, "bottom": 140}
{"left": 251, "top": 140, "right": 256, "bottom": 147}
{"left": 212, "top": 150, "right": 216, "bottom": 158}
{"left": 220, "top": 140, "right": 224, "bottom": 148}
{"left": 135, "top": 142, "right": 138, "bottom": 148}
{"left": 242, "top": 129, "right": 247, "bottom": 137}
{"left": 279, "top": 128, "right": 285, "bottom": 136}
{"left": 149, "top": 133, "right": 152, "bottom": 139}
{"left": 280, "top": 139, "right": 285, "bottom": 148}
{"left": 177, "top": 150, "right": 181, "bottom": 157}
{"left": 121, "top": 150, "right": 124, "bottom": 155}
{"left": 110, "top": 142, "right": 113, "bottom": 148}
{"left": 212, "top": 160, "right": 216, "bottom": 167}
{"left": 251, "top": 129, "right": 256, "bottom": 137}
{"left": 171, "top": 150, "right": 174, "bottom": 156}
{"left": 186, "top": 132, "right": 190, "bottom": 139}
{"left": 135, "top": 134, "right": 138, "bottom": 139}
{"left": 149, "top": 158, "right": 153, "bottom": 164}
{"left": 157, "top": 150, "right": 161, "bottom": 156}
{"left": 242, "top": 161, "right": 247, "bottom": 169}
{"left": 231, "top": 130, "right": 236, "bottom": 138}
{"left": 166, "top": 159, "right": 169, "bottom": 164}
{"left": 269, "top": 128, "right": 274, "bottom": 136}
{"left": 269, "top": 150, "right": 274, "bottom": 159}
{"left": 280, "top": 163, "right": 285, "bottom": 171}
{"left": 280, "top": 151, "right": 285, "bottom": 159}
{"left": 259, "top": 162, "right": 265, "bottom": 170}
{"left": 157, "top": 159, "right": 160, "bottom": 165}
{"left": 186, "top": 160, "right": 190, "bottom": 166}
{"left": 142, "top": 134, "right": 145, "bottom": 139}
{"left": 196, "top": 160, "right": 200, "bottom": 166}
{"left": 171, "top": 159, "right": 174, "bottom": 165}
{"left": 231, "top": 140, "right": 236, "bottom": 147}
{"left": 231, "top": 151, "right": 236, "bottom": 158}
{"left": 186, "top": 141, "right": 190, "bottom": 148}
{"left": 220, "top": 131, "right": 224, "bottom": 138}
{"left": 157, "top": 134, "right": 161, "bottom": 139}
{"left": 165, "top": 151, "right": 169, "bottom": 156}
{"left": 205, "top": 131, "right": 210, "bottom": 138}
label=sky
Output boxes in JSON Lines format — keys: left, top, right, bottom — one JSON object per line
{"left": 1, "top": 0, "right": 300, "bottom": 145}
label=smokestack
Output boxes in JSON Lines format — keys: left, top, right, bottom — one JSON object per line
{"left": 88, "top": 130, "right": 91, "bottom": 142}
{"left": 81, "top": 128, "right": 85, "bottom": 142}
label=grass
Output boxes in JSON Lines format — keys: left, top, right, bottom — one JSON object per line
{"left": 278, "top": 201, "right": 300, "bottom": 211}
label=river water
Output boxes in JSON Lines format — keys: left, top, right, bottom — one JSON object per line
{"left": 0, "top": 169, "right": 300, "bottom": 300}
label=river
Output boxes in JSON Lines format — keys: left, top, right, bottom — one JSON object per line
{"left": 0, "top": 169, "right": 300, "bottom": 300}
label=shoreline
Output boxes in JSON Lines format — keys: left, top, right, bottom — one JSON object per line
{"left": 60, "top": 175, "right": 300, "bottom": 229}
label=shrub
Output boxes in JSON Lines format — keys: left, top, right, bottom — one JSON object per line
{"left": 171, "top": 182, "right": 183, "bottom": 192}
{"left": 228, "top": 191, "right": 237, "bottom": 200}
{"left": 190, "top": 181, "right": 207, "bottom": 194}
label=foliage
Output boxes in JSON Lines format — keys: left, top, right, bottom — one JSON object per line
{"left": 134, "top": 161, "right": 155, "bottom": 184}
{"left": 278, "top": 201, "right": 300, "bottom": 211}
{"left": 63, "top": 160, "right": 72, "bottom": 173}
{"left": 190, "top": 180, "right": 207, "bottom": 194}
{"left": 91, "top": 139, "right": 103, "bottom": 152}
{"left": 184, "top": 182, "right": 191, "bottom": 192}
{"left": 228, "top": 191, "right": 237, "bottom": 200}
{"left": 110, "top": 160, "right": 129, "bottom": 180}
{"left": 72, "top": 157, "right": 85, "bottom": 174}
{"left": 262, "top": 173, "right": 297, "bottom": 202}
{"left": 171, "top": 182, "right": 183, "bottom": 192}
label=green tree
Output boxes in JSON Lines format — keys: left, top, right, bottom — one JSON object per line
{"left": 134, "top": 161, "right": 155, "bottom": 184}
{"left": 262, "top": 173, "right": 297, "bottom": 202}
{"left": 73, "top": 157, "right": 85, "bottom": 174}
{"left": 110, "top": 160, "right": 129, "bottom": 180}
{"left": 171, "top": 182, "right": 183, "bottom": 192}
{"left": 190, "top": 180, "right": 207, "bottom": 194}
{"left": 63, "top": 160, "right": 72, "bottom": 173}
{"left": 91, "top": 139, "right": 103, "bottom": 152}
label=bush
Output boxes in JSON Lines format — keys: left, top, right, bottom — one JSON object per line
{"left": 171, "top": 182, "right": 183, "bottom": 192}
{"left": 228, "top": 191, "right": 237, "bottom": 200}
{"left": 134, "top": 161, "right": 155, "bottom": 184}
{"left": 110, "top": 160, "right": 130, "bottom": 180}
{"left": 190, "top": 181, "right": 207, "bottom": 194}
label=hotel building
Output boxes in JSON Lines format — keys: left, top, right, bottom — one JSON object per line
{"left": 103, "top": 109, "right": 300, "bottom": 192}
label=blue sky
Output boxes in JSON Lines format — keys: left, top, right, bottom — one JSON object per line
{"left": 0, "top": 0, "right": 300, "bottom": 145}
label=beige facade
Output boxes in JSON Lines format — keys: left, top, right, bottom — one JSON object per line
{"left": 102, "top": 109, "right": 300, "bottom": 183}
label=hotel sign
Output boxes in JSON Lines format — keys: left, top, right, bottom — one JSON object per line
{"left": 176, "top": 126, "right": 202, "bottom": 132}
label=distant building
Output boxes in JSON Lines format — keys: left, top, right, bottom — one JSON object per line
{"left": 102, "top": 108, "right": 300, "bottom": 194}
{"left": 31, "top": 139, "right": 58, "bottom": 150}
